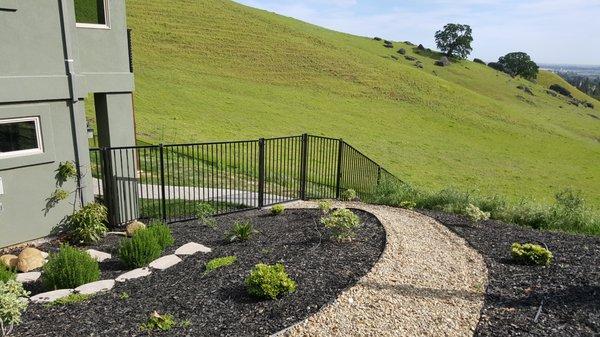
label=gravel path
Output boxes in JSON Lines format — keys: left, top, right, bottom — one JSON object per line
{"left": 278, "top": 201, "right": 488, "bottom": 337}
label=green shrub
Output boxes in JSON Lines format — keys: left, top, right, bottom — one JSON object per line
{"left": 195, "top": 203, "right": 217, "bottom": 229}
{"left": 45, "top": 293, "right": 92, "bottom": 307}
{"left": 473, "top": 58, "right": 486, "bottom": 65}
{"left": 64, "top": 202, "right": 108, "bottom": 244}
{"left": 0, "top": 265, "right": 16, "bottom": 283}
{"left": 226, "top": 220, "right": 254, "bottom": 243}
{"left": 270, "top": 204, "right": 285, "bottom": 215}
{"left": 321, "top": 208, "right": 361, "bottom": 241}
{"left": 245, "top": 263, "right": 297, "bottom": 300}
{"left": 511, "top": 243, "right": 553, "bottom": 266}
{"left": 465, "top": 204, "right": 490, "bottom": 222}
{"left": 42, "top": 244, "right": 100, "bottom": 290}
{"left": 140, "top": 312, "right": 176, "bottom": 332}
{"left": 0, "top": 279, "right": 30, "bottom": 336}
{"left": 147, "top": 220, "right": 174, "bottom": 250}
{"left": 118, "top": 229, "right": 163, "bottom": 268}
{"left": 55, "top": 161, "right": 78, "bottom": 185}
{"left": 204, "top": 256, "right": 237, "bottom": 275}
{"left": 318, "top": 200, "right": 333, "bottom": 214}
{"left": 340, "top": 189, "right": 357, "bottom": 201}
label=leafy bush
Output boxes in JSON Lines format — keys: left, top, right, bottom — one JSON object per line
{"left": 64, "top": 203, "right": 108, "bottom": 244}
{"left": 147, "top": 220, "right": 174, "bottom": 250}
{"left": 321, "top": 208, "right": 361, "bottom": 241}
{"left": 0, "top": 279, "right": 30, "bottom": 336}
{"left": 195, "top": 203, "right": 217, "bottom": 228}
{"left": 226, "top": 221, "right": 254, "bottom": 243}
{"left": 465, "top": 204, "right": 490, "bottom": 222}
{"left": 340, "top": 189, "right": 357, "bottom": 201}
{"left": 118, "top": 229, "right": 163, "bottom": 268}
{"left": 204, "top": 256, "right": 237, "bottom": 274}
{"left": 473, "top": 58, "right": 486, "bottom": 65}
{"left": 271, "top": 204, "right": 285, "bottom": 215}
{"left": 318, "top": 200, "right": 333, "bottom": 214}
{"left": 0, "top": 265, "right": 15, "bottom": 283}
{"left": 373, "top": 37, "right": 382, "bottom": 41}
{"left": 42, "top": 245, "right": 100, "bottom": 290}
{"left": 511, "top": 243, "right": 553, "bottom": 266}
{"left": 245, "top": 263, "right": 296, "bottom": 300}
{"left": 55, "top": 161, "right": 78, "bottom": 185}
{"left": 140, "top": 311, "right": 176, "bottom": 332}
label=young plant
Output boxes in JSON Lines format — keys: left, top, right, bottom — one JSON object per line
{"left": 0, "top": 266, "right": 15, "bottom": 283}
{"left": 318, "top": 200, "right": 333, "bottom": 214}
{"left": 0, "top": 280, "right": 30, "bottom": 337}
{"left": 511, "top": 243, "right": 553, "bottom": 266}
{"left": 245, "top": 263, "right": 297, "bottom": 300}
{"left": 119, "top": 292, "right": 130, "bottom": 300}
{"left": 45, "top": 293, "right": 92, "bottom": 307}
{"left": 195, "top": 203, "right": 217, "bottom": 229}
{"left": 270, "top": 204, "right": 285, "bottom": 215}
{"left": 55, "top": 161, "right": 78, "bottom": 186}
{"left": 320, "top": 208, "right": 361, "bottom": 242}
{"left": 118, "top": 228, "right": 163, "bottom": 268}
{"left": 140, "top": 311, "right": 176, "bottom": 332}
{"left": 64, "top": 202, "right": 108, "bottom": 244}
{"left": 204, "top": 256, "right": 237, "bottom": 275}
{"left": 226, "top": 220, "right": 254, "bottom": 243}
{"left": 340, "top": 189, "right": 357, "bottom": 201}
{"left": 147, "top": 220, "right": 174, "bottom": 250}
{"left": 465, "top": 204, "right": 490, "bottom": 222}
{"left": 42, "top": 244, "right": 100, "bottom": 290}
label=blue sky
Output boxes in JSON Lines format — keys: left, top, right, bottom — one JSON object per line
{"left": 235, "top": 0, "right": 600, "bottom": 65}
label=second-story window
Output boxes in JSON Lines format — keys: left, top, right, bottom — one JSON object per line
{"left": 75, "top": 0, "right": 109, "bottom": 28}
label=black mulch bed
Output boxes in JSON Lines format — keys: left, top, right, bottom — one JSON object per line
{"left": 422, "top": 210, "right": 600, "bottom": 337}
{"left": 15, "top": 208, "right": 385, "bottom": 337}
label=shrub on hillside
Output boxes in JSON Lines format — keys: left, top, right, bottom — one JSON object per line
{"left": 64, "top": 202, "right": 108, "bottom": 245}
{"left": 373, "top": 37, "right": 382, "bottom": 41}
{"left": 245, "top": 263, "right": 296, "bottom": 300}
{"left": 321, "top": 208, "right": 361, "bottom": 241}
{"left": 147, "top": 220, "right": 174, "bottom": 250}
{"left": 0, "top": 279, "right": 30, "bottom": 336}
{"left": 473, "top": 58, "right": 486, "bottom": 65}
{"left": 118, "top": 229, "right": 163, "bottom": 268}
{"left": 511, "top": 243, "right": 553, "bottom": 266}
{"left": 549, "top": 84, "right": 572, "bottom": 97}
{"left": 42, "top": 245, "right": 100, "bottom": 290}
{"left": 397, "top": 48, "right": 406, "bottom": 55}
{"left": 487, "top": 62, "right": 506, "bottom": 72}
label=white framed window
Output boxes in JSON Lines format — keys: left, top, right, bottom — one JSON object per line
{"left": 74, "top": 0, "right": 110, "bottom": 29}
{"left": 0, "top": 117, "right": 44, "bottom": 159}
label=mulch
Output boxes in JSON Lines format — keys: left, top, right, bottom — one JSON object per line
{"left": 421, "top": 210, "right": 600, "bottom": 337}
{"left": 14, "top": 208, "right": 385, "bottom": 337}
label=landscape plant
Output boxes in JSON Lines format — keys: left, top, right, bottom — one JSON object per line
{"left": 0, "top": 266, "right": 15, "bottom": 283}
{"left": 140, "top": 311, "right": 176, "bottom": 332}
{"left": 340, "top": 189, "right": 357, "bottom": 201}
{"left": 465, "top": 204, "right": 490, "bottom": 222}
{"left": 321, "top": 208, "right": 361, "bottom": 241}
{"left": 118, "top": 228, "right": 163, "bottom": 268}
{"left": 270, "top": 204, "right": 285, "bottom": 215}
{"left": 226, "top": 220, "right": 254, "bottom": 242}
{"left": 318, "top": 200, "right": 333, "bottom": 214}
{"left": 63, "top": 202, "right": 108, "bottom": 244}
{"left": 147, "top": 220, "right": 174, "bottom": 250}
{"left": 0, "top": 280, "right": 30, "bottom": 337}
{"left": 511, "top": 243, "right": 553, "bottom": 266}
{"left": 42, "top": 244, "right": 101, "bottom": 290}
{"left": 204, "top": 256, "right": 237, "bottom": 275}
{"left": 245, "top": 263, "right": 297, "bottom": 300}
{"left": 195, "top": 203, "right": 217, "bottom": 229}
{"left": 45, "top": 293, "right": 92, "bottom": 307}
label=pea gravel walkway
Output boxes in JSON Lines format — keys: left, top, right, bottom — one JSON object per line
{"left": 278, "top": 201, "right": 488, "bottom": 337}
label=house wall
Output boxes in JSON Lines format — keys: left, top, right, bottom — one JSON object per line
{"left": 0, "top": 0, "right": 135, "bottom": 247}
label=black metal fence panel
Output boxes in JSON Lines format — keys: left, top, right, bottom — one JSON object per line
{"left": 90, "top": 134, "right": 402, "bottom": 227}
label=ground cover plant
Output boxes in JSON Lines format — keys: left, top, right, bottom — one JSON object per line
{"left": 245, "top": 263, "right": 297, "bottom": 300}
{"left": 42, "top": 245, "right": 100, "bottom": 290}
{"left": 139, "top": 311, "right": 176, "bottom": 332}
{"left": 204, "top": 256, "right": 237, "bottom": 275}
{"left": 0, "top": 266, "right": 15, "bottom": 283}
{"left": 511, "top": 243, "right": 553, "bottom": 266}
{"left": 45, "top": 293, "right": 92, "bottom": 308}
{"left": 0, "top": 280, "right": 29, "bottom": 337}
{"left": 270, "top": 204, "right": 285, "bottom": 215}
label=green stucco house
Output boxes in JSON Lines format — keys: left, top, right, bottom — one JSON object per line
{"left": 0, "top": 0, "right": 136, "bottom": 247}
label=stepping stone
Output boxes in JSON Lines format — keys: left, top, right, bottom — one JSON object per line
{"left": 175, "top": 242, "right": 212, "bottom": 255}
{"left": 149, "top": 255, "right": 182, "bottom": 270}
{"left": 16, "top": 271, "right": 41, "bottom": 283}
{"left": 116, "top": 267, "right": 152, "bottom": 282}
{"left": 75, "top": 279, "right": 115, "bottom": 295}
{"left": 30, "top": 289, "right": 74, "bottom": 304}
{"left": 86, "top": 249, "right": 112, "bottom": 262}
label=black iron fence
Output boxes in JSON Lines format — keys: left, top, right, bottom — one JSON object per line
{"left": 89, "top": 134, "right": 401, "bottom": 226}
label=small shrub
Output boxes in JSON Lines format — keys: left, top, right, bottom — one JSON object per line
{"left": 147, "top": 220, "right": 174, "bottom": 250}
{"left": 0, "top": 280, "right": 30, "bottom": 336}
{"left": 245, "top": 263, "right": 297, "bottom": 300}
{"left": 473, "top": 58, "right": 486, "bottom": 65}
{"left": 340, "top": 189, "right": 357, "bottom": 201}
{"left": 373, "top": 37, "right": 382, "bottom": 41}
{"left": 204, "top": 256, "right": 237, "bottom": 275}
{"left": 42, "top": 244, "right": 100, "bottom": 290}
{"left": 318, "top": 200, "right": 333, "bottom": 214}
{"left": 45, "top": 293, "right": 91, "bottom": 307}
{"left": 64, "top": 203, "right": 108, "bottom": 244}
{"left": 271, "top": 204, "right": 285, "bottom": 215}
{"left": 397, "top": 48, "right": 406, "bottom": 55}
{"left": 140, "top": 311, "right": 176, "bottom": 332}
{"left": 226, "top": 220, "right": 254, "bottom": 243}
{"left": 0, "top": 265, "right": 16, "bottom": 283}
{"left": 549, "top": 84, "right": 572, "bottom": 97}
{"left": 465, "top": 204, "right": 490, "bottom": 222}
{"left": 195, "top": 203, "right": 217, "bottom": 229}
{"left": 119, "top": 292, "right": 130, "bottom": 300}
{"left": 511, "top": 243, "right": 553, "bottom": 266}
{"left": 399, "top": 201, "right": 416, "bottom": 210}
{"left": 321, "top": 208, "right": 361, "bottom": 241}
{"left": 118, "top": 229, "right": 163, "bottom": 268}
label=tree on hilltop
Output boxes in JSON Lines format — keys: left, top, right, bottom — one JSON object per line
{"left": 498, "top": 52, "right": 539, "bottom": 81}
{"left": 434, "top": 23, "right": 473, "bottom": 59}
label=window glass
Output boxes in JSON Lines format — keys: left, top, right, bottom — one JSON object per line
{"left": 74, "top": 0, "right": 106, "bottom": 25}
{"left": 0, "top": 118, "right": 42, "bottom": 157}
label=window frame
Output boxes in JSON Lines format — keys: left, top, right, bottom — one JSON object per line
{"left": 0, "top": 116, "right": 44, "bottom": 159}
{"left": 75, "top": 0, "right": 111, "bottom": 30}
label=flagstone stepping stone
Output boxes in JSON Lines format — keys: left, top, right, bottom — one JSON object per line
{"left": 31, "top": 289, "right": 74, "bottom": 304}
{"left": 149, "top": 255, "right": 182, "bottom": 270}
{"left": 86, "top": 249, "right": 112, "bottom": 262}
{"left": 115, "top": 267, "right": 152, "bottom": 282}
{"left": 16, "top": 271, "right": 41, "bottom": 283}
{"left": 75, "top": 279, "right": 115, "bottom": 295}
{"left": 175, "top": 242, "right": 212, "bottom": 255}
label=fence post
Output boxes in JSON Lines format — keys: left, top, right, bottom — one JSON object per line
{"left": 258, "top": 138, "right": 265, "bottom": 208}
{"left": 159, "top": 144, "right": 167, "bottom": 222}
{"left": 335, "top": 139, "right": 344, "bottom": 199}
{"left": 299, "top": 133, "right": 308, "bottom": 200}
{"left": 100, "top": 147, "right": 117, "bottom": 227}
{"left": 377, "top": 166, "right": 382, "bottom": 186}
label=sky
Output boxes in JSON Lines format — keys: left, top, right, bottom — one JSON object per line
{"left": 235, "top": 0, "right": 600, "bottom": 65}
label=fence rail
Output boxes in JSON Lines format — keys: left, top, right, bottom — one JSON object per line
{"left": 90, "top": 134, "right": 402, "bottom": 226}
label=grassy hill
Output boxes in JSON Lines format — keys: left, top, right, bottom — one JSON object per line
{"left": 94, "top": 0, "right": 600, "bottom": 206}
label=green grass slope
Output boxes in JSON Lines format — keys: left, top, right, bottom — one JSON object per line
{"left": 108, "top": 0, "right": 600, "bottom": 206}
